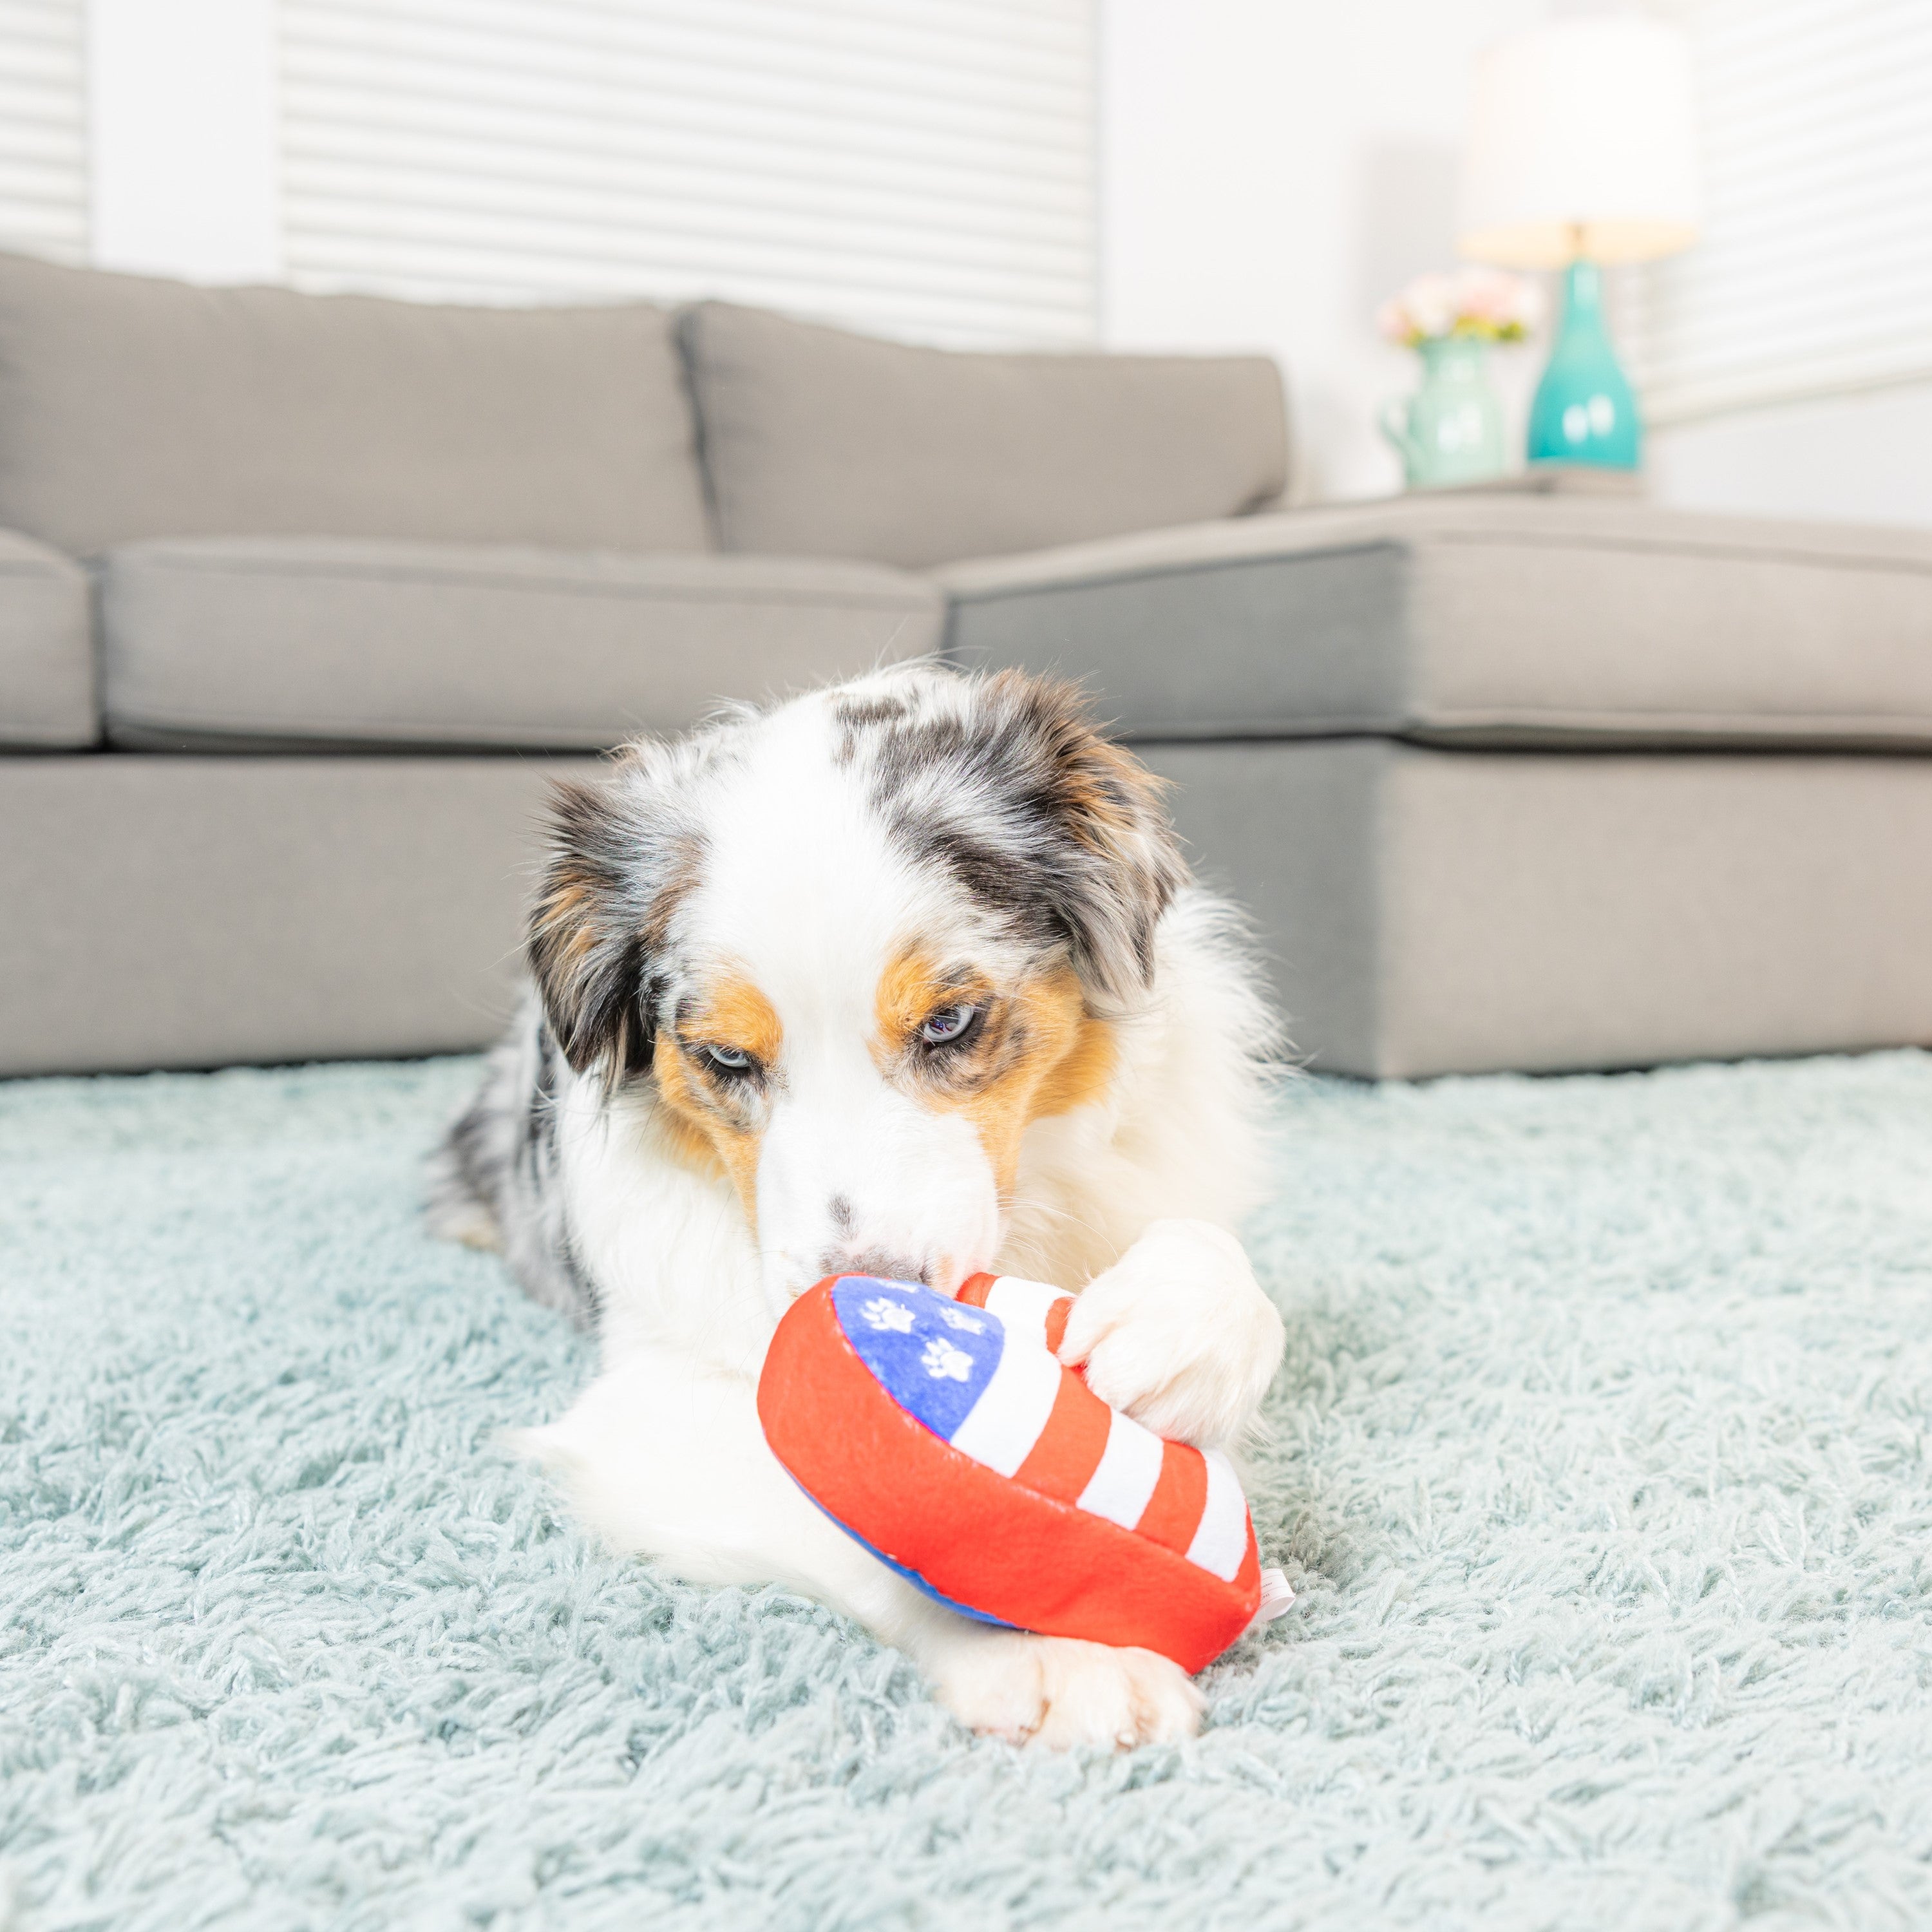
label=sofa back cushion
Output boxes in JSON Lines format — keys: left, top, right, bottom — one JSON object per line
{"left": 682, "top": 301, "right": 1289, "bottom": 571}
{"left": 0, "top": 252, "right": 712, "bottom": 557}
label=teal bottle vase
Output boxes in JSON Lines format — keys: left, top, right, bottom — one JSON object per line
{"left": 1379, "top": 336, "right": 1508, "bottom": 491}
{"left": 1528, "top": 259, "right": 1641, "bottom": 470}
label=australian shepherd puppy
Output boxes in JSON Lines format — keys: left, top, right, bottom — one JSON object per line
{"left": 430, "top": 663, "right": 1285, "bottom": 1750}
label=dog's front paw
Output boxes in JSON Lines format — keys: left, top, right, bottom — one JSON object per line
{"left": 1058, "top": 1218, "right": 1285, "bottom": 1450}
{"left": 927, "top": 1629, "right": 1202, "bottom": 1750}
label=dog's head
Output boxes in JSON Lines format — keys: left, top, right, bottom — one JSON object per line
{"left": 529, "top": 665, "right": 1187, "bottom": 1319}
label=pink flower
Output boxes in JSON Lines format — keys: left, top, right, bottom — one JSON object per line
{"left": 1374, "top": 267, "right": 1541, "bottom": 345}
{"left": 1461, "top": 269, "right": 1543, "bottom": 334}
{"left": 1454, "top": 269, "right": 1518, "bottom": 323}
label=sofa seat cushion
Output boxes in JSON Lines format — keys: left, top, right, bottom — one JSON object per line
{"left": 0, "top": 526, "right": 94, "bottom": 746}
{"left": 0, "top": 251, "right": 711, "bottom": 556}
{"left": 942, "top": 497, "right": 1932, "bottom": 749}
{"left": 682, "top": 301, "right": 1287, "bottom": 571}
{"left": 99, "top": 538, "right": 943, "bottom": 751}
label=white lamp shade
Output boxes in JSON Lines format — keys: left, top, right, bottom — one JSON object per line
{"left": 1458, "top": 17, "right": 1701, "bottom": 269}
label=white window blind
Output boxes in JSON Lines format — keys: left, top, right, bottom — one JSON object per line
{"left": 279, "top": 0, "right": 1098, "bottom": 348}
{"left": 0, "top": 0, "right": 87, "bottom": 263}
{"left": 1630, "top": 0, "right": 1932, "bottom": 425}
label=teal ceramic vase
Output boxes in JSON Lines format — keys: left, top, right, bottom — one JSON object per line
{"left": 1527, "top": 260, "right": 1641, "bottom": 469}
{"left": 1379, "top": 336, "right": 1508, "bottom": 490}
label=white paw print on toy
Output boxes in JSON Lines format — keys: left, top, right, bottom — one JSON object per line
{"left": 860, "top": 1296, "right": 916, "bottom": 1334}
{"left": 922, "top": 1336, "right": 973, "bottom": 1381}
{"left": 936, "top": 1304, "right": 985, "bottom": 1334}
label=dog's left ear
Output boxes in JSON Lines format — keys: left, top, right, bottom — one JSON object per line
{"left": 889, "top": 670, "right": 1187, "bottom": 1006}
{"left": 998, "top": 673, "right": 1188, "bottom": 1003}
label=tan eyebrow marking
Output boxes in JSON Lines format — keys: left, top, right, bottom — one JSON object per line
{"left": 874, "top": 946, "right": 1116, "bottom": 1198}
{"left": 650, "top": 970, "right": 782, "bottom": 1231}
{"left": 680, "top": 974, "right": 784, "bottom": 1065}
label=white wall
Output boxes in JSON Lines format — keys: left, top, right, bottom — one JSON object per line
{"left": 1100, "top": 0, "right": 1542, "bottom": 503}
{"left": 1649, "top": 384, "right": 1932, "bottom": 530}
{"left": 87, "top": 0, "right": 278, "bottom": 282}
{"left": 73, "top": 1, "right": 1096, "bottom": 347}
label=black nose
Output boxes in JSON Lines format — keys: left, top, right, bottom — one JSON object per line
{"left": 826, "top": 1247, "right": 927, "bottom": 1288}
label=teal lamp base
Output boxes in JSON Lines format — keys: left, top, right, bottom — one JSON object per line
{"left": 1528, "top": 260, "right": 1641, "bottom": 470}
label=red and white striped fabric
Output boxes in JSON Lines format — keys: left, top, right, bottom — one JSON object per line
{"left": 759, "top": 1270, "right": 1285, "bottom": 1669}
{"left": 952, "top": 1273, "right": 1253, "bottom": 1586}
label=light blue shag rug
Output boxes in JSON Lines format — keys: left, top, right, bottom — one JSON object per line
{"left": 3, "top": 1052, "right": 1931, "bottom": 1931}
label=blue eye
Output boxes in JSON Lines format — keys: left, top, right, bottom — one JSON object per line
{"left": 699, "top": 1043, "right": 753, "bottom": 1074}
{"left": 919, "top": 1003, "right": 979, "bottom": 1047}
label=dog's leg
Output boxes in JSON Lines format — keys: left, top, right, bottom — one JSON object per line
{"left": 1056, "top": 1217, "right": 1285, "bottom": 1451}
{"left": 520, "top": 1349, "right": 1202, "bottom": 1748}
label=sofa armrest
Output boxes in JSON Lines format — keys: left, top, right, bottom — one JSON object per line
{"left": 0, "top": 527, "right": 95, "bottom": 749}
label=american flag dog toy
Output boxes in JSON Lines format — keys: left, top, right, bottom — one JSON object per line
{"left": 757, "top": 1271, "right": 1293, "bottom": 1672}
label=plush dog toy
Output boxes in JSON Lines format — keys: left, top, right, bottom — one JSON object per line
{"left": 758, "top": 1271, "right": 1292, "bottom": 1673}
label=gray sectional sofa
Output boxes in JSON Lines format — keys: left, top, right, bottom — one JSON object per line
{"left": 2, "top": 249, "right": 1928, "bottom": 1081}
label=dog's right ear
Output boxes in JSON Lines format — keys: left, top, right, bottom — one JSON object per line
{"left": 527, "top": 762, "right": 694, "bottom": 1089}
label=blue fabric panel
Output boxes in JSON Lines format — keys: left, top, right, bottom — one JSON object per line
{"left": 829, "top": 1274, "right": 1005, "bottom": 1444}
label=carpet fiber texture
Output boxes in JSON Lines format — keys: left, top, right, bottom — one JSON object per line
{"left": 3, "top": 1051, "right": 1931, "bottom": 1931}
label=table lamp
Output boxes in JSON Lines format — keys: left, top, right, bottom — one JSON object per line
{"left": 1457, "top": 15, "right": 1700, "bottom": 471}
